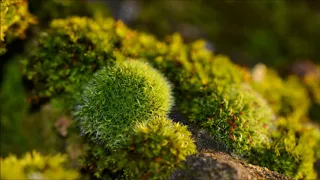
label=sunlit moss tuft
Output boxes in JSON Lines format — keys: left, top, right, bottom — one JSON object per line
{"left": 107, "top": 117, "right": 196, "bottom": 179}
{"left": 0, "top": 151, "right": 79, "bottom": 180}
{"left": 73, "top": 60, "right": 173, "bottom": 149}
{"left": 0, "top": 0, "right": 36, "bottom": 54}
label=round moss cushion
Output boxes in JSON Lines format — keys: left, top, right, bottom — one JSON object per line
{"left": 73, "top": 60, "right": 173, "bottom": 148}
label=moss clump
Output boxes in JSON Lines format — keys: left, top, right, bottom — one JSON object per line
{"left": 185, "top": 83, "right": 274, "bottom": 155}
{"left": 73, "top": 60, "right": 173, "bottom": 149}
{"left": 0, "top": 0, "right": 36, "bottom": 54}
{"left": 106, "top": 117, "right": 196, "bottom": 179}
{"left": 114, "top": 24, "right": 319, "bottom": 178}
{"left": 74, "top": 60, "right": 196, "bottom": 179}
{"left": 0, "top": 150, "right": 79, "bottom": 180}
{"left": 251, "top": 64, "right": 310, "bottom": 119}
{"left": 250, "top": 64, "right": 320, "bottom": 179}
{"left": 145, "top": 38, "right": 273, "bottom": 155}
{"left": 250, "top": 117, "right": 320, "bottom": 179}
{"left": 114, "top": 24, "right": 273, "bottom": 158}
{"left": 21, "top": 16, "right": 116, "bottom": 99}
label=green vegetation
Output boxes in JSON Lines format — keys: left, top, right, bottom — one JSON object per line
{"left": 250, "top": 116, "right": 320, "bottom": 179}
{"left": 0, "top": 0, "right": 36, "bottom": 54}
{"left": 21, "top": 17, "right": 116, "bottom": 99}
{"left": 114, "top": 25, "right": 273, "bottom": 155}
{"left": 106, "top": 117, "right": 196, "bottom": 179}
{"left": 1, "top": 1, "right": 320, "bottom": 179}
{"left": 113, "top": 21, "right": 320, "bottom": 178}
{"left": 251, "top": 64, "right": 310, "bottom": 119}
{"left": 0, "top": 150, "right": 79, "bottom": 180}
{"left": 249, "top": 64, "right": 320, "bottom": 179}
{"left": 73, "top": 60, "right": 173, "bottom": 149}
{"left": 185, "top": 83, "right": 274, "bottom": 155}
{"left": 73, "top": 61, "right": 194, "bottom": 179}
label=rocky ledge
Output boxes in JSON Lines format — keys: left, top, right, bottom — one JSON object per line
{"left": 170, "top": 110, "right": 293, "bottom": 180}
{"left": 171, "top": 151, "right": 292, "bottom": 180}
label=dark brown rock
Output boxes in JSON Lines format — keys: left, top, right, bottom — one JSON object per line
{"left": 170, "top": 109, "right": 293, "bottom": 180}
{"left": 171, "top": 152, "right": 293, "bottom": 180}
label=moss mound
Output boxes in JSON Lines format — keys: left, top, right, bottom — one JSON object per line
{"left": 186, "top": 83, "right": 274, "bottom": 155}
{"left": 73, "top": 60, "right": 173, "bottom": 149}
{"left": 107, "top": 116, "right": 196, "bottom": 179}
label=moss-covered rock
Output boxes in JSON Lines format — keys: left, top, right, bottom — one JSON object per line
{"left": 250, "top": 119, "right": 320, "bottom": 179}
{"left": 18, "top": 16, "right": 320, "bottom": 179}
{"left": 185, "top": 83, "right": 274, "bottom": 156}
{"left": 251, "top": 64, "right": 310, "bottom": 119}
{"left": 21, "top": 16, "right": 116, "bottom": 99}
{"left": 73, "top": 60, "right": 173, "bottom": 149}
{"left": 73, "top": 61, "right": 196, "bottom": 179}
{"left": 171, "top": 152, "right": 293, "bottom": 180}
{"left": 250, "top": 63, "right": 320, "bottom": 179}
{"left": 107, "top": 117, "right": 196, "bottom": 179}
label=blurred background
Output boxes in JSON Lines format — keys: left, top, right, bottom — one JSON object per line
{"left": 105, "top": 0, "right": 320, "bottom": 68}
{"left": 27, "top": 0, "right": 320, "bottom": 68}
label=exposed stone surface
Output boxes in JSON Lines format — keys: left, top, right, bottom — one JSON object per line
{"left": 171, "top": 152, "right": 292, "bottom": 180}
{"left": 170, "top": 109, "right": 293, "bottom": 180}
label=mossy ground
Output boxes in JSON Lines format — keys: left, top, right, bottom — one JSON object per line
{"left": 1, "top": 1, "right": 320, "bottom": 179}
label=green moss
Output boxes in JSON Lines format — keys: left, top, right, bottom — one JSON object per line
{"left": 73, "top": 60, "right": 196, "bottom": 179}
{"left": 0, "top": 0, "right": 36, "bottom": 54}
{"left": 118, "top": 23, "right": 320, "bottom": 178}
{"left": 129, "top": 34, "right": 271, "bottom": 155}
{"left": 114, "top": 21, "right": 319, "bottom": 178}
{"left": 115, "top": 20, "right": 168, "bottom": 59}
{"left": 185, "top": 83, "right": 274, "bottom": 155}
{"left": 73, "top": 60, "right": 173, "bottom": 149}
{"left": 250, "top": 64, "right": 319, "bottom": 179}
{"left": 250, "top": 117, "right": 320, "bottom": 179}
{"left": 0, "top": 150, "right": 79, "bottom": 179}
{"left": 19, "top": 16, "right": 320, "bottom": 178}
{"left": 106, "top": 117, "right": 196, "bottom": 179}
{"left": 21, "top": 17, "right": 117, "bottom": 99}
{"left": 251, "top": 64, "right": 310, "bottom": 119}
